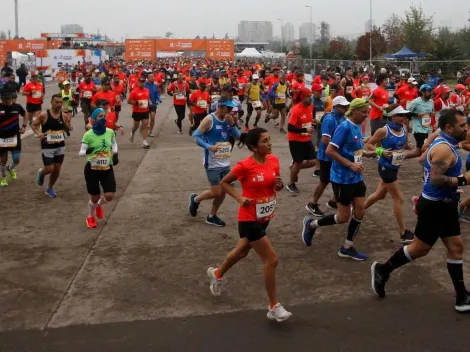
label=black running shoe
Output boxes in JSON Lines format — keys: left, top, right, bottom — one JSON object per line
{"left": 206, "top": 214, "right": 226, "bottom": 227}
{"left": 400, "top": 229, "right": 414, "bottom": 244}
{"left": 189, "top": 193, "right": 199, "bottom": 217}
{"left": 325, "top": 200, "right": 338, "bottom": 212}
{"left": 371, "top": 262, "right": 389, "bottom": 298}
{"left": 305, "top": 203, "right": 324, "bottom": 217}
{"left": 312, "top": 169, "right": 320, "bottom": 177}
{"left": 455, "top": 292, "right": 470, "bottom": 312}
{"left": 286, "top": 183, "right": 299, "bottom": 193}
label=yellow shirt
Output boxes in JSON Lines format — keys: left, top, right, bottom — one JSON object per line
{"left": 249, "top": 83, "right": 261, "bottom": 102}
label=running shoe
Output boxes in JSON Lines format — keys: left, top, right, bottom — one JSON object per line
{"left": 421, "top": 176, "right": 425, "bottom": 183}
{"left": 301, "top": 216, "right": 316, "bottom": 246}
{"left": 286, "top": 183, "right": 299, "bottom": 193}
{"left": 325, "top": 200, "right": 338, "bottom": 212}
{"left": 312, "top": 169, "right": 320, "bottom": 177}
{"left": 129, "top": 131, "right": 135, "bottom": 143}
{"left": 206, "top": 215, "right": 226, "bottom": 227}
{"left": 264, "top": 116, "right": 270, "bottom": 123}
{"left": 338, "top": 246, "right": 367, "bottom": 261}
{"left": 95, "top": 205, "right": 104, "bottom": 219}
{"left": 178, "top": 129, "right": 183, "bottom": 135}
{"left": 148, "top": 132, "right": 155, "bottom": 138}
{"left": 400, "top": 229, "right": 414, "bottom": 244}
{"left": 371, "top": 262, "right": 389, "bottom": 298}
{"left": 279, "top": 128, "right": 286, "bottom": 134}
{"left": 45, "top": 188, "right": 57, "bottom": 198}
{"left": 267, "top": 303, "right": 292, "bottom": 322}
{"left": 305, "top": 203, "right": 324, "bottom": 217}
{"left": 207, "top": 267, "right": 223, "bottom": 296}
{"left": 86, "top": 216, "right": 97, "bottom": 228}
{"left": 189, "top": 193, "right": 199, "bottom": 217}
{"left": 7, "top": 166, "right": 16, "bottom": 180}
{"left": 273, "top": 121, "right": 280, "bottom": 127}
{"left": 0, "top": 177, "right": 8, "bottom": 187}
{"left": 412, "top": 196, "right": 419, "bottom": 215}
{"left": 288, "top": 161, "right": 294, "bottom": 169}
{"left": 142, "top": 142, "right": 150, "bottom": 149}
{"left": 36, "top": 168, "right": 44, "bottom": 186}
{"left": 455, "top": 292, "right": 470, "bottom": 312}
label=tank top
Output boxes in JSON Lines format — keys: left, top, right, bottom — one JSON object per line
{"left": 344, "top": 77, "right": 354, "bottom": 102}
{"left": 435, "top": 98, "right": 449, "bottom": 123}
{"left": 61, "top": 89, "right": 73, "bottom": 111}
{"left": 378, "top": 125, "right": 407, "bottom": 170}
{"left": 249, "top": 83, "right": 261, "bottom": 102}
{"left": 202, "top": 113, "right": 232, "bottom": 169}
{"left": 209, "top": 84, "right": 221, "bottom": 102}
{"left": 422, "top": 133, "right": 461, "bottom": 201}
{"left": 41, "top": 109, "right": 66, "bottom": 149}
{"left": 274, "top": 83, "right": 287, "bottom": 104}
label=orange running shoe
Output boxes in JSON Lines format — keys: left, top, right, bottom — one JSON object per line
{"left": 96, "top": 205, "right": 104, "bottom": 219}
{"left": 86, "top": 216, "right": 97, "bottom": 228}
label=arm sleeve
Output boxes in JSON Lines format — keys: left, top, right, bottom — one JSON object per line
{"left": 287, "top": 124, "right": 306, "bottom": 133}
{"left": 230, "top": 126, "right": 241, "bottom": 139}
{"left": 192, "top": 129, "right": 211, "bottom": 150}
{"left": 79, "top": 143, "right": 88, "bottom": 156}
{"left": 111, "top": 136, "right": 118, "bottom": 154}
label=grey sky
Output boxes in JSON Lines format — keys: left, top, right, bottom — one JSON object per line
{"left": 2, "top": 0, "right": 469, "bottom": 40}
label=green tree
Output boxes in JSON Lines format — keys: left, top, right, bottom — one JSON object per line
{"left": 164, "top": 32, "right": 174, "bottom": 39}
{"left": 319, "top": 21, "right": 331, "bottom": 46}
{"left": 356, "top": 28, "right": 387, "bottom": 60}
{"left": 382, "top": 14, "right": 404, "bottom": 52}
{"left": 401, "top": 5, "right": 434, "bottom": 52}
{"left": 298, "top": 45, "right": 310, "bottom": 59}
{"left": 431, "top": 27, "right": 462, "bottom": 60}
{"left": 0, "top": 31, "right": 6, "bottom": 39}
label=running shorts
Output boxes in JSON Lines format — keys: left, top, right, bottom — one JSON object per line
{"left": 319, "top": 160, "right": 332, "bottom": 184}
{"left": 289, "top": 141, "right": 316, "bottom": 163}
{"left": 206, "top": 166, "right": 230, "bottom": 186}
{"left": 149, "top": 106, "right": 157, "bottom": 113}
{"left": 378, "top": 164, "right": 399, "bottom": 183}
{"left": 238, "top": 221, "right": 269, "bottom": 242}
{"left": 81, "top": 99, "right": 92, "bottom": 116}
{"left": 332, "top": 181, "right": 367, "bottom": 206}
{"left": 247, "top": 103, "right": 261, "bottom": 114}
{"left": 272, "top": 103, "right": 287, "bottom": 110}
{"left": 26, "top": 103, "right": 42, "bottom": 113}
{"left": 132, "top": 112, "right": 150, "bottom": 121}
{"left": 84, "top": 162, "right": 116, "bottom": 195}
{"left": 413, "top": 132, "right": 428, "bottom": 149}
{"left": 42, "top": 146, "right": 65, "bottom": 166}
{"left": 114, "top": 105, "right": 122, "bottom": 113}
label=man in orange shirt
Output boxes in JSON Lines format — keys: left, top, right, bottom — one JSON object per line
{"left": 290, "top": 72, "right": 305, "bottom": 106}
{"left": 167, "top": 72, "right": 190, "bottom": 134}
{"left": 286, "top": 87, "right": 317, "bottom": 193}
{"left": 54, "top": 67, "right": 69, "bottom": 89}
{"left": 111, "top": 75, "right": 125, "bottom": 121}
{"left": 91, "top": 78, "right": 116, "bottom": 110}
{"left": 394, "top": 77, "right": 418, "bottom": 108}
{"left": 22, "top": 71, "right": 44, "bottom": 125}
{"left": 433, "top": 85, "right": 451, "bottom": 126}
{"left": 369, "top": 74, "right": 389, "bottom": 135}
{"left": 128, "top": 76, "right": 151, "bottom": 149}
{"left": 78, "top": 73, "right": 97, "bottom": 126}
{"left": 188, "top": 82, "right": 210, "bottom": 134}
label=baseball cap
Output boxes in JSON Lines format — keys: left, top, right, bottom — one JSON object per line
{"left": 407, "top": 77, "right": 418, "bottom": 84}
{"left": 332, "top": 96, "right": 350, "bottom": 107}
{"left": 345, "top": 98, "right": 369, "bottom": 116}
{"left": 299, "top": 87, "right": 312, "bottom": 100}
{"left": 387, "top": 106, "right": 410, "bottom": 116}
{"left": 95, "top": 99, "right": 109, "bottom": 106}
{"left": 63, "top": 80, "right": 70, "bottom": 85}
{"left": 465, "top": 77, "right": 470, "bottom": 84}
{"left": 311, "top": 83, "right": 323, "bottom": 92}
{"left": 441, "top": 85, "right": 451, "bottom": 93}
{"left": 218, "top": 96, "right": 236, "bottom": 108}
{"left": 252, "top": 74, "right": 259, "bottom": 80}
{"left": 456, "top": 84, "right": 466, "bottom": 91}
{"left": 419, "top": 84, "right": 432, "bottom": 92}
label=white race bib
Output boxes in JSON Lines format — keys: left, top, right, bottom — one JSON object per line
{"left": 46, "top": 130, "right": 65, "bottom": 144}
{"left": 119, "top": 80, "right": 124, "bottom": 85}
{"left": 211, "top": 94, "right": 221, "bottom": 102}
{"left": 252, "top": 100, "right": 262, "bottom": 108}
{"left": 83, "top": 91, "right": 92, "bottom": 98}
{"left": 138, "top": 100, "right": 148, "bottom": 109}
{"left": 238, "top": 84, "right": 244, "bottom": 90}
{"left": 354, "top": 149, "right": 363, "bottom": 163}
{"left": 197, "top": 100, "right": 207, "bottom": 108}
{"left": 0, "top": 135, "right": 17, "bottom": 148}
{"left": 32, "top": 91, "right": 42, "bottom": 99}
{"left": 277, "top": 93, "right": 286, "bottom": 100}
{"left": 392, "top": 150, "right": 406, "bottom": 166}
{"left": 422, "top": 114, "right": 431, "bottom": 128}
{"left": 90, "top": 152, "right": 110, "bottom": 171}
{"left": 256, "top": 197, "right": 276, "bottom": 220}
{"left": 176, "top": 94, "right": 185, "bottom": 100}
{"left": 214, "top": 142, "right": 231, "bottom": 159}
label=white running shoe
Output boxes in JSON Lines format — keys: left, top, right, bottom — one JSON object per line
{"left": 266, "top": 303, "right": 292, "bottom": 322}
{"left": 142, "top": 141, "right": 150, "bottom": 149}
{"left": 207, "top": 267, "right": 223, "bottom": 296}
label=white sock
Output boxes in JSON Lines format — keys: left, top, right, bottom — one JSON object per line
{"left": 88, "top": 200, "right": 98, "bottom": 217}
{"left": 98, "top": 197, "right": 107, "bottom": 206}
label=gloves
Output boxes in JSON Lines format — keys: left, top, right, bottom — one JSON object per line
{"left": 86, "top": 147, "right": 94, "bottom": 155}
{"left": 113, "top": 153, "right": 119, "bottom": 166}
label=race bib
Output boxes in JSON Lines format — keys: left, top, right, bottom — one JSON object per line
{"left": 315, "top": 112, "right": 325, "bottom": 123}
{"left": 197, "top": 100, "right": 207, "bottom": 108}
{"left": 46, "top": 130, "right": 65, "bottom": 144}
{"left": 211, "top": 94, "right": 221, "bottom": 102}
{"left": 138, "top": 100, "right": 148, "bottom": 108}
{"left": 238, "top": 84, "right": 244, "bottom": 90}
{"left": 252, "top": 100, "right": 262, "bottom": 108}
{"left": 90, "top": 151, "right": 110, "bottom": 171}
{"left": 0, "top": 135, "right": 17, "bottom": 148}
{"left": 214, "top": 142, "right": 231, "bottom": 159}
{"left": 301, "top": 122, "right": 312, "bottom": 136}
{"left": 392, "top": 150, "right": 406, "bottom": 166}
{"left": 422, "top": 114, "right": 431, "bottom": 128}
{"left": 232, "top": 96, "right": 239, "bottom": 101}
{"left": 363, "top": 95, "right": 370, "bottom": 102}
{"left": 354, "top": 149, "right": 363, "bottom": 163}
{"left": 256, "top": 197, "right": 276, "bottom": 220}
{"left": 119, "top": 80, "right": 124, "bottom": 85}
{"left": 32, "top": 91, "right": 42, "bottom": 99}
{"left": 83, "top": 91, "right": 92, "bottom": 98}
{"left": 277, "top": 93, "right": 286, "bottom": 100}
{"left": 175, "top": 94, "right": 185, "bottom": 100}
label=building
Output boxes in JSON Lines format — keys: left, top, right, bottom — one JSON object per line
{"left": 61, "top": 24, "right": 84, "bottom": 34}
{"left": 282, "top": 23, "right": 295, "bottom": 42}
{"left": 238, "top": 21, "right": 273, "bottom": 42}
{"left": 365, "top": 19, "right": 375, "bottom": 33}
{"left": 299, "top": 22, "right": 316, "bottom": 44}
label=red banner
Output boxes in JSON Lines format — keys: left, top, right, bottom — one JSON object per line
{"left": 154, "top": 39, "right": 206, "bottom": 51}
{"left": 125, "top": 39, "right": 155, "bottom": 61}
{"left": 206, "top": 40, "right": 234, "bottom": 60}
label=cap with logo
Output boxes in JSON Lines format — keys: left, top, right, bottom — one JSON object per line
{"left": 332, "top": 96, "right": 350, "bottom": 106}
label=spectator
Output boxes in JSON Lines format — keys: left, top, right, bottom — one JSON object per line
{"left": 3, "top": 73, "right": 20, "bottom": 93}
{"left": 16, "top": 63, "right": 28, "bottom": 88}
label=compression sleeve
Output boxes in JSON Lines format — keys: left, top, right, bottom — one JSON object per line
{"left": 111, "top": 136, "right": 118, "bottom": 154}
{"left": 287, "top": 123, "right": 306, "bottom": 133}
{"left": 79, "top": 143, "right": 88, "bottom": 156}
{"left": 230, "top": 126, "right": 241, "bottom": 139}
{"left": 193, "top": 129, "right": 211, "bottom": 150}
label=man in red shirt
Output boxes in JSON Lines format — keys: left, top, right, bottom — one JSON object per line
{"left": 111, "top": 75, "right": 125, "bottom": 121}
{"left": 236, "top": 69, "right": 249, "bottom": 103}
{"left": 433, "top": 85, "right": 451, "bottom": 126}
{"left": 22, "top": 71, "right": 44, "bottom": 125}
{"left": 91, "top": 78, "right": 116, "bottom": 110}
{"left": 189, "top": 82, "right": 210, "bottom": 133}
{"left": 369, "top": 74, "right": 389, "bottom": 135}
{"left": 286, "top": 87, "right": 317, "bottom": 193}
{"left": 394, "top": 77, "right": 418, "bottom": 108}
{"left": 167, "top": 72, "right": 190, "bottom": 134}
{"left": 290, "top": 72, "right": 305, "bottom": 106}
{"left": 264, "top": 67, "right": 281, "bottom": 119}
{"left": 78, "top": 73, "right": 97, "bottom": 126}
{"left": 128, "top": 76, "right": 151, "bottom": 149}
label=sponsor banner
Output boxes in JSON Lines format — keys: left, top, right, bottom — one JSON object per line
{"left": 154, "top": 39, "right": 206, "bottom": 51}
{"left": 206, "top": 39, "right": 234, "bottom": 60}
{"left": 41, "top": 33, "right": 86, "bottom": 38}
{"left": 125, "top": 39, "right": 155, "bottom": 61}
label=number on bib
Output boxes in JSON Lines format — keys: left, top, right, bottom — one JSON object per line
{"left": 90, "top": 152, "right": 110, "bottom": 170}
{"left": 138, "top": 100, "right": 148, "bottom": 109}
{"left": 32, "top": 91, "right": 42, "bottom": 99}
{"left": 392, "top": 150, "right": 406, "bottom": 166}
{"left": 252, "top": 101, "right": 262, "bottom": 108}
{"left": 354, "top": 149, "right": 363, "bottom": 163}
{"left": 0, "top": 135, "right": 17, "bottom": 148}
{"left": 83, "top": 91, "right": 92, "bottom": 98}
{"left": 211, "top": 95, "right": 221, "bottom": 102}
{"left": 214, "top": 142, "right": 231, "bottom": 159}
{"left": 301, "top": 122, "right": 312, "bottom": 136}
{"left": 176, "top": 94, "right": 185, "bottom": 100}
{"left": 46, "top": 131, "right": 65, "bottom": 144}
{"left": 197, "top": 100, "right": 207, "bottom": 108}
{"left": 255, "top": 197, "right": 276, "bottom": 220}
{"left": 315, "top": 112, "right": 324, "bottom": 123}
{"left": 422, "top": 114, "right": 431, "bottom": 128}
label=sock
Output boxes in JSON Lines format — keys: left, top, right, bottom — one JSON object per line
{"left": 269, "top": 302, "right": 279, "bottom": 310}
{"left": 194, "top": 196, "right": 200, "bottom": 204}
{"left": 447, "top": 259, "right": 467, "bottom": 299}
{"left": 143, "top": 140, "right": 148, "bottom": 144}
{"left": 346, "top": 217, "right": 362, "bottom": 242}
{"left": 316, "top": 214, "right": 338, "bottom": 227}
{"left": 88, "top": 200, "right": 98, "bottom": 217}
{"left": 98, "top": 197, "right": 107, "bottom": 206}
{"left": 208, "top": 214, "right": 214, "bottom": 219}
{"left": 382, "top": 246, "right": 413, "bottom": 275}
{"left": 0, "top": 163, "right": 6, "bottom": 177}
{"left": 214, "top": 268, "right": 222, "bottom": 279}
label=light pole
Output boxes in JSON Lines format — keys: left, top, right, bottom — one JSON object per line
{"left": 369, "top": 0, "right": 372, "bottom": 71}
{"left": 14, "top": 0, "right": 19, "bottom": 38}
{"left": 305, "top": 5, "right": 312, "bottom": 60}
{"left": 277, "top": 19, "right": 284, "bottom": 53}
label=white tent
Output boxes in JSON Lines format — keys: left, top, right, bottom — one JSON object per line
{"left": 238, "top": 47, "right": 263, "bottom": 58}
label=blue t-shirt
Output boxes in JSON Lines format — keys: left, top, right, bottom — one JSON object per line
{"left": 317, "top": 110, "right": 345, "bottom": 162}
{"left": 329, "top": 119, "right": 364, "bottom": 184}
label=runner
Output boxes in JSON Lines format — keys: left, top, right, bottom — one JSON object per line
{"left": 86, "top": 99, "right": 123, "bottom": 135}
{"left": 78, "top": 73, "right": 97, "bottom": 127}
{"left": 305, "top": 96, "right": 349, "bottom": 216}
{"left": 268, "top": 73, "right": 289, "bottom": 133}
{"left": 79, "top": 108, "right": 119, "bottom": 229}
{"left": 144, "top": 73, "right": 161, "bottom": 138}
{"left": 236, "top": 69, "right": 248, "bottom": 103}
{"left": 434, "top": 85, "right": 451, "bottom": 126}
{"left": 206, "top": 127, "right": 292, "bottom": 322}
{"left": 188, "top": 97, "right": 241, "bottom": 227}
{"left": 363, "top": 106, "right": 421, "bottom": 243}
{"left": 394, "top": 77, "right": 418, "bottom": 109}
{"left": 167, "top": 72, "right": 190, "bottom": 134}
{"left": 22, "top": 71, "right": 44, "bottom": 126}
{"left": 450, "top": 84, "right": 466, "bottom": 111}
{"left": 301, "top": 98, "right": 376, "bottom": 260}
{"left": 0, "top": 90, "right": 26, "bottom": 187}
{"left": 263, "top": 67, "right": 281, "bottom": 122}
{"left": 285, "top": 88, "right": 317, "bottom": 193}
{"left": 91, "top": 77, "right": 116, "bottom": 110}
{"left": 244, "top": 74, "right": 262, "bottom": 131}
{"left": 371, "top": 109, "right": 470, "bottom": 312}
{"left": 340, "top": 67, "right": 355, "bottom": 102}
{"left": 369, "top": 74, "right": 390, "bottom": 136}
{"left": 60, "top": 81, "right": 74, "bottom": 123}
{"left": 111, "top": 74, "right": 125, "bottom": 121}
{"left": 188, "top": 81, "right": 210, "bottom": 134}
{"left": 31, "top": 94, "right": 71, "bottom": 198}
{"left": 128, "top": 76, "right": 151, "bottom": 149}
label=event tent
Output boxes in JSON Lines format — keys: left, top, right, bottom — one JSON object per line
{"left": 238, "top": 47, "right": 263, "bottom": 58}
{"left": 384, "top": 46, "right": 427, "bottom": 59}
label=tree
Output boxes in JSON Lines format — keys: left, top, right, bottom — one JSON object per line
{"left": 326, "top": 37, "right": 353, "bottom": 59}
{"left": 298, "top": 45, "right": 310, "bottom": 59}
{"left": 356, "top": 28, "right": 387, "bottom": 60}
{"left": 194, "top": 35, "right": 201, "bottom": 39}
{"left": 431, "top": 27, "right": 462, "bottom": 60}
{"left": 224, "top": 33, "right": 229, "bottom": 39}
{"left": 382, "top": 14, "right": 404, "bottom": 52}
{"left": 319, "top": 21, "right": 331, "bottom": 46}
{"left": 401, "top": 5, "right": 434, "bottom": 52}
{"left": 7, "top": 29, "right": 11, "bottom": 40}
{"left": 164, "top": 32, "right": 174, "bottom": 39}
{"left": 0, "top": 31, "right": 6, "bottom": 39}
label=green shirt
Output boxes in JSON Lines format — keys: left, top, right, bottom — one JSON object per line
{"left": 408, "top": 97, "right": 434, "bottom": 134}
{"left": 82, "top": 128, "right": 115, "bottom": 167}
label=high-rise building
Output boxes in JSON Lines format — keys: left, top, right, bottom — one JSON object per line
{"left": 365, "top": 19, "right": 375, "bottom": 33}
{"left": 282, "top": 23, "right": 295, "bottom": 42}
{"left": 299, "top": 22, "right": 316, "bottom": 44}
{"left": 238, "top": 21, "right": 273, "bottom": 42}
{"left": 61, "top": 24, "right": 84, "bottom": 34}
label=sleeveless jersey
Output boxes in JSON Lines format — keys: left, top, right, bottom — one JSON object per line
{"left": 202, "top": 113, "right": 232, "bottom": 169}
{"left": 249, "top": 83, "right": 261, "bottom": 102}
{"left": 378, "top": 125, "right": 407, "bottom": 170}
{"left": 41, "top": 109, "right": 66, "bottom": 149}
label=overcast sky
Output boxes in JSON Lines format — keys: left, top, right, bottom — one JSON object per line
{"left": 2, "top": 0, "right": 469, "bottom": 40}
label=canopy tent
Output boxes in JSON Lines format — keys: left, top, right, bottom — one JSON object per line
{"left": 238, "top": 47, "right": 263, "bottom": 58}
{"left": 384, "top": 46, "right": 427, "bottom": 59}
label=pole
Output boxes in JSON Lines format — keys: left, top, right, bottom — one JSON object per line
{"left": 369, "top": 0, "right": 372, "bottom": 71}
{"left": 14, "top": 0, "right": 19, "bottom": 38}
{"left": 278, "top": 19, "right": 284, "bottom": 54}
{"left": 309, "top": 6, "right": 312, "bottom": 60}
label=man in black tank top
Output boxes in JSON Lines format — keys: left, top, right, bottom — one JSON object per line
{"left": 341, "top": 67, "right": 355, "bottom": 102}
{"left": 31, "top": 94, "right": 72, "bottom": 198}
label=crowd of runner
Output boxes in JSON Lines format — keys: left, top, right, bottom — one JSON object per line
{"left": 2, "top": 57, "right": 470, "bottom": 322}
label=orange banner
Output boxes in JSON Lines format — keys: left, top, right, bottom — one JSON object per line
{"left": 125, "top": 39, "right": 155, "bottom": 61}
{"left": 206, "top": 40, "right": 234, "bottom": 60}
{"left": 154, "top": 39, "right": 206, "bottom": 51}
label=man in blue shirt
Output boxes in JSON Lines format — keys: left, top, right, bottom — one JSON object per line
{"left": 306, "top": 96, "right": 349, "bottom": 217}
{"left": 301, "top": 98, "right": 376, "bottom": 261}
{"left": 145, "top": 73, "right": 161, "bottom": 138}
